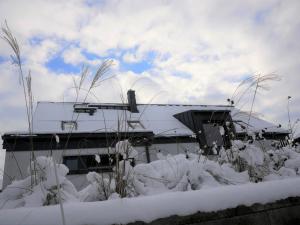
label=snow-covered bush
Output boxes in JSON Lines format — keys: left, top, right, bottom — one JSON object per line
{"left": 3, "top": 140, "right": 300, "bottom": 208}
{"left": 79, "top": 139, "right": 300, "bottom": 201}
{"left": 80, "top": 140, "right": 137, "bottom": 201}
{"left": 114, "top": 140, "right": 137, "bottom": 197}
{"left": 79, "top": 172, "right": 116, "bottom": 202}
{"left": 79, "top": 141, "right": 250, "bottom": 200}
{"left": 133, "top": 154, "right": 249, "bottom": 196}
{"left": 0, "top": 156, "right": 78, "bottom": 209}
{"left": 133, "top": 154, "right": 190, "bottom": 195}
{"left": 219, "top": 140, "right": 300, "bottom": 182}
{"left": 115, "top": 140, "right": 138, "bottom": 160}
{"left": 263, "top": 146, "right": 300, "bottom": 180}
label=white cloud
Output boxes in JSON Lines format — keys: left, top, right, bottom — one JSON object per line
{"left": 62, "top": 46, "right": 86, "bottom": 66}
{"left": 62, "top": 46, "right": 103, "bottom": 66}
{"left": 0, "top": 0, "right": 299, "bottom": 132}
{"left": 26, "top": 39, "right": 61, "bottom": 65}
{"left": 0, "top": 0, "right": 88, "bottom": 41}
{"left": 1, "top": 0, "right": 300, "bottom": 183}
{"left": 122, "top": 52, "right": 141, "bottom": 63}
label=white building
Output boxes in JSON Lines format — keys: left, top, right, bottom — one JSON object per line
{"left": 1, "top": 90, "right": 289, "bottom": 190}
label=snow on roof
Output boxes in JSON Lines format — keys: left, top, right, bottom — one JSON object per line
{"left": 294, "top": 133, "right": 300, "bottom": 139}
{"left": 31, "top": 101, "right": 287, "bottom": 136}
{"left": 232, "top": 111, "right": 288, "bottom": 134}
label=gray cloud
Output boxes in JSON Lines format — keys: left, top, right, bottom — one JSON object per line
{"left": 0, "top": 0, "right": 299, "bottom": 148}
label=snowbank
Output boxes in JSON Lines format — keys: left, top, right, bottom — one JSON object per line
{"left": 2, "top": 141, "right": 300, "bottom": 208}
{"left": 78, "top": 152, "right": 250, "bottom": 201}
{"left": 133, "top": 154, "right": 249, "bottom": 196}
{"left": 0, "top": 178, "right": 300, "bottom": 225}
{"left": 1, "top": 139, "right": 300, "bottom": 224}
{"left": 0, "top": 156, "right": 78, "bottom": 209}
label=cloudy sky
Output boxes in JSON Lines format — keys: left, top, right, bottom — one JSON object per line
{"left": 0, "top": 0, "right": 300, "bottom": 177}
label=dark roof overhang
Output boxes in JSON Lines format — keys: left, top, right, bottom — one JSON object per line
{"left": 173, "top": 109, "right": 235, "bottom": 153}
{"left": 2, "top": 131, "right": 154, "bottom": 152}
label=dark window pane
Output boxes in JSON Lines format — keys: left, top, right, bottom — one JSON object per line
{"left": 63, "top": 154, "right": 122, "bottom": 174}
{"left": 64, "top": 157, "right": 78, "bottom": 171}
{"left": 203, "top": 123, "right": 224, "bottom": 147}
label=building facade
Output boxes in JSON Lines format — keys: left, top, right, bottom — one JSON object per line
{"left": 1, "top": 90, "right": 289, "bottom": 189}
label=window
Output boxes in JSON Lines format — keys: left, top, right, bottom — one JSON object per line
{"left": 127, "top": 120, "right": 145, "bottom": 129}
{"left": 73, "top": 103, "right": 129, "bottom": 115}
{"left": 65, "top": 157, "right": 78, "bottom": 171}
{"left": 63, "top": 154, "right": 121, "bottom": 174}
{"left": 61, "top": 121, "right": 77, "bottom": 131}
{"left": 203, "top": 123, "right": 224, "bottom": 147}
{"left": 74, "top": 107, "right": 97, "bottom": 115}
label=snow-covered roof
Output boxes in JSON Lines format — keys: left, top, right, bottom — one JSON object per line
{"left": 294, "top": 133, "right": 300, "bottom": 140}
{"left": 30, "top": 101, "right": 288, "bottom": 136}
{"left": 232, "top": 111, "right": 288, "bottom": 134}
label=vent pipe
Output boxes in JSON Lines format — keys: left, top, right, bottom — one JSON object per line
{"left": 127, "top": 89, "right": 139, "bottom": 113}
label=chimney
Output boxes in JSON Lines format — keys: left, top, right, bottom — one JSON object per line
{"left": 127, "top": 89, "right": 139, "bottom": 113}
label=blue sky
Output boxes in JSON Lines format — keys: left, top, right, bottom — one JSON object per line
{"left": 45, "top": 46, "right": 156, "bottom": 74}
{"left": 46, "top": 55, "right": 82, "bottom": 74}
{"left": 120, "top": 51, "right": 155, "bottom": 74}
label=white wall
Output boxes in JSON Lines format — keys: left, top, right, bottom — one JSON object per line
{"left": 0, "top": 150, "right": 4, "bottom": 190}
{"left": 0, "top": 138, "right": 5, "bottom": 190}
{"left": 2, "top": 142, "right": 199, "bottom": 190}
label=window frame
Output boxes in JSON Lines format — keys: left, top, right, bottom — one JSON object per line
{"left": 63, "top": 154, "right": 120, "bottom": 174}
{"left": 61, "top": 120, "right": 78, "bottom": 131}
{"left": 127, "top": 120, "right": 145, "bottom": 129}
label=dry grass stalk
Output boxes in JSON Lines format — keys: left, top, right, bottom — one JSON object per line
{"left": 1, "top": 21, "right": 38, "bottom": 185}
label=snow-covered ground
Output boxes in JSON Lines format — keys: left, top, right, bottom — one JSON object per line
{"left": 0, "top": 178, "right": 299, "bottom": 225}
{"left": 1, "top": 140, "right": 300, "bottom": 225}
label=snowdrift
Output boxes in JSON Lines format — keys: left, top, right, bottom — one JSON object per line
{"left": 0, "top": 178, "right": 300, "bottom": 225}
{"left": 0, "top": 140, "right": 300, "bottom": 212}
